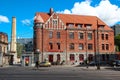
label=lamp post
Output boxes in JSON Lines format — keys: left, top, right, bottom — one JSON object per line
{"left": 34, "top": 49, "right": 40, "bottom": 62}
{"left": 85, "top": 29, "right": 88, "bottom": 68}
{"left": 96, "top": 20, "right": 100, "bottom": 70}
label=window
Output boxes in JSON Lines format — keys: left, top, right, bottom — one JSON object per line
{"left": 78, "top": 32, "right": 83, "bottom": 39}
{"left": 49, "top": 31, "right": 53, "bottom": 39}
{"left": 57, "top": 32, "right": 60, "bottom": 39}
{"left": 57, "top": 43, "right": 60, "bottom": 50}
{"left": 105, "top": 34, "right": 108, "bottom": 40}
{"left": 53, "top": 19, "right": 57, "bottom": 26}
{"left": 49, "top": 43, "right": 53, "bottom": 49}
{"left": 77, "top": 24, "right": 82, "bottom": 28}
{"left": 79, "top": 43, "right": 84, "bottom": 50}
{"left": 102, "top": 44, "right": 105, "bottom": 50}
{"left": 88, "top": 54, "right": 93, "bottom": 61}
{"left": 4, "top": 47, "right": 6, "bottom": 53}
{"left": 70, "top": 54, "right": 75, "bottom": 61}
{"left": 106, "top": 44, "right": 109, "bottom": 50}
{"left": 68, "top": 23, "right": 74, "bottom": 28}
{"left": 86, "top": 24, "right": 92, "bottom": 29}
{"left": 101, "top": 34, "right": 104, "bottom": 40}
{"left": 0, "top": 36, "right": 1, "bottom": 41}
{"left": 0, "top": 46, "right": 2, "bottom": 53}
{"left": 79, "top": 54, "right": 84, "bottom": 61}
{"left": 69, "top": 43, "right": 74, "bottom": 50}
{"left": 69, "top": 32, "right": 74, "bottom": 39}
{"left": 88, "top": 44, "right": 93, "bottom": 50}
{"left": 99, "top": 25, "right": 104, "bottom": 29}
{"left": 57, "top": 54, "right": 60, "bottom": 61}
{"left": 88, "top": 33, "right": 92, "bottom": 40}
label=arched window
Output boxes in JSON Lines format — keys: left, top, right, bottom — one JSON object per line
{"left": 49, "top": 42, "right": 53, "bottom": 49}
{"left": 70, "top": 54, "right": 75, "bottom": 61}
{"left": 57, "top": 54, "right": 60, "bottom": 61}
{"left": 88, "top": 54, "right": 93, "bottom": 61}
{"left": 79, "top": 54, "right": 84, "bottom": 61}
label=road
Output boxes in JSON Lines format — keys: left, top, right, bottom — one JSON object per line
{"left": 0, "top": 65, "right": 120, "bottom": 80}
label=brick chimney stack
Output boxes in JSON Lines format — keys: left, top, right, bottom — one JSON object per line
{"left": 49, "top": 8, "right": 54, "bottom": 15}
{"left": 10, "top": 17, "right": 17, "bottom": 64}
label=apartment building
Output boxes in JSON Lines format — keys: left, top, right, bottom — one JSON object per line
{"left": 33, "top": 8, "right": 114, "bottom": 65}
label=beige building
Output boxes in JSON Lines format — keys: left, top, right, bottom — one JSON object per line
{"left": 0, "top": 32, "right": 9, "bottom": 66}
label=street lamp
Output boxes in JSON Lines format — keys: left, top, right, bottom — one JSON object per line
{"left": 96, "top": 20, "right": 100, "bottom": 70}
{"left": 34, "top": 49, "right": 40, "bottom": 62}
{"left": 85, "top": 29, "right": 88, "bottom": 68}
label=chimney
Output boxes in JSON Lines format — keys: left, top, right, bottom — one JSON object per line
{"left": 10, "top": 17, "right": 16, "bottom": 52}
{"left": 10, "top": 17, "right": 17, "bottom": 64}
{"left": 49, "top": 8, "right": 54, "bottom": 15}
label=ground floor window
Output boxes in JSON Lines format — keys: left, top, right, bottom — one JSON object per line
{"left": 79, "top": 54, "right": 84, "bottom": 61}
{"left": 70, "top": 54, "right": 75, "bottom": 61}
{"left": 102, "top": 54, "right": 105, "bottom": 61}
{"left": 88, "top": 54, "right": 93, "bottom": 62}
{"left": 57, "top": 54, "right": 60, "bottom": 61}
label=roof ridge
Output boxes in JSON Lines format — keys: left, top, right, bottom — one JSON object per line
{"left": 57, "top": 13, "right": 97, "bottom": 17}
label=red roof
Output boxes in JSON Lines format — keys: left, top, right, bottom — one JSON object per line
{"left": 34, "top": 12, "right": 113, "bottom": 30}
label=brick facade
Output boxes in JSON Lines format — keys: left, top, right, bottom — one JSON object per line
{"left": 33, "top": 8, "right": 115, "bottom": 65}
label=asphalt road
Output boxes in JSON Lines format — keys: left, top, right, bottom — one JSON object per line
{"left": 0, "top": 65, "right": 120, "bottom": 80}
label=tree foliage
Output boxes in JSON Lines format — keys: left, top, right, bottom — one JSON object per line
{"left": 115, "top": 34, "right": 120, "bottom": 51}
{"left": 17, "top": 43, "right": 25, "bottom": 57}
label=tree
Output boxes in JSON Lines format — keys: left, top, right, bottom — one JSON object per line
{"left": 115, "top": 34, "right": 120, "bottom": 52}
{"left": 17, "top": 43, "right": 25, "bottom": 58}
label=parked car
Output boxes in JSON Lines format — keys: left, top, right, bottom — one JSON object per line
{"left": 109, "top": 60, "right": 120, "bottom": 67}
{"left": 89, "top": 61, "right": 97, "bottom": 66}
{"left": 89, "top": 61, "right": 107, "bottom": 66}
{"left": 39, "top": 61, "right": 51, "bottom": 67}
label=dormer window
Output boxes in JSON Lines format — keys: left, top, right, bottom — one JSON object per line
{"left": 85, "top": 24, "right": 92, "bottom": 29}
{"left": 77, "top": 24, "right": 82, "bottom": 29}
{"left": 99, "top": 25, "right": 104, "bottom": 29}
{"left": 68, "top": 23, "right": 74, "bottom": 28}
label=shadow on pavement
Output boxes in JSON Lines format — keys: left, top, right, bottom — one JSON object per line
{"left": 105, "top": 67, "right": 120, "bottom": 71}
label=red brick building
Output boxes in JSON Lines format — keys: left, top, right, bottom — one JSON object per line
{"left": 33, "top": 8, "right": 115, "bottom": 65}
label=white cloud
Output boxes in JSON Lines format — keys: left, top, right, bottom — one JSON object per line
{"left": 57, "top": 0, "right": 120, "bottom": 26}
{"left": 0, "top": 15, "right": 9, "bottom": 23}
{"left": 21, "top": 19, "right": 32, "bottom": 26}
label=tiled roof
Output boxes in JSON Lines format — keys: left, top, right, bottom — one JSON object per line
{"left": 36, "top": 12, "right": 50, "bottom": 22}
{"left": 35, "top": 12, "right": 113, "bottom": 30}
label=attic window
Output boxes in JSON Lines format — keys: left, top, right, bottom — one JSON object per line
{"left": 77, "top": 24, "right": 82, "bottom": 28}
{"left": 85, "top": 24, "right": 92, "bottom": 29}
{"left": 99, "top": 25, "right": 104, "bottom": 29}
{"left": 68, "top": 23, "right": 74, "bottom": 28}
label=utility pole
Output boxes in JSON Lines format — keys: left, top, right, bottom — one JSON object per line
{"left": 97, "top": 19, "right": 100, "bottom": 70}
{"left": 85, "top": 29, "right": 88, "bottom": 68}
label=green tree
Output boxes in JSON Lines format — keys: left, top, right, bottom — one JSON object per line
{"left": 115, "top": 34, "right": 120, "bottom": 52}
{"left": 17, "top": 43, "right": 25, "bottom": 57}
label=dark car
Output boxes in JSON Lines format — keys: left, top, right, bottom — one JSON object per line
{"left": 89, "top": 61, "right": 97, "bottom": 66}
{"left": 110, "top": 60, "right": 120, "bottom": 67}
{"left": 89, "top": 61, "right": 107, "bottom": 66}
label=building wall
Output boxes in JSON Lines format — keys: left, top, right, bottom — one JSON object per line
{"left": 0, "top": 32, "right": 8, "bottom": 66}
{"left": 34, "top": 11, "right": 115, "bottom": 65}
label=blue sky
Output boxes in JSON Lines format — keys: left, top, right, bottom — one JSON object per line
{"left": 0, "top": 0, "right": 120, "bottom": 42}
